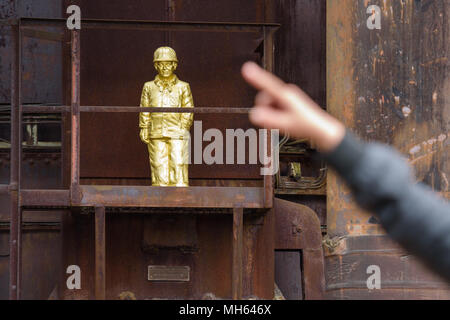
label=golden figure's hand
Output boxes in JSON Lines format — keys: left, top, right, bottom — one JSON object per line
{"left": 140, "top": 128, "right": 150, "bottom": 144}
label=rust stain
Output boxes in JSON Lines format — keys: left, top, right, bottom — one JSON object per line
{"left": 327, "top": 0, "right": 450, "bottom": 298}
{"left": 326, "top": 0, "right": 355, "bottom": 128}
{"left": 421, "top": 56, "right": 448, "bottom": 67}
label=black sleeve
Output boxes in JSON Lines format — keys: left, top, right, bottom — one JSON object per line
{"left": 322, "top": 131, "right": 450, "bottom": 282}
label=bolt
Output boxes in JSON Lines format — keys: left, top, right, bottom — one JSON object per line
{"left": 292, "top": 225, "right": 302, "bottom": 235}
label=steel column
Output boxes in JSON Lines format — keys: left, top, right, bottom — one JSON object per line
{"left": 232, "top": 207, "right": 243, "bottom": 299}
{"left": 9, "top": 22, "right": 22, "bottom": 300}
{"left": 95, "top": 206, "right": 106, "bottom": 300}
{"left": 70, "top": 30, "right": 81, "bottom": 204}
{"left": 262, "top": 26, "right": 275, "bottom": 208}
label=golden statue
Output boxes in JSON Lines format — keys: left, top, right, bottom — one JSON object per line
{"left": 139, "top": 47, "right": 194, "bottom": 186}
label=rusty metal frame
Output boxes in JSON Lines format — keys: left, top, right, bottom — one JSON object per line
{"left": 11, "top": 17, "right": 279, "bottom": 210}
{"left": 8, "top": 20, "right": 22, "bottom": 301}
{"left": 1, "top": 17, "right": 279, "bottom": 300}
{"left": 232, "top": 208, "right": 243, "bottom": 299}
{"left": 94, "top": 206, "right": 106, "bottom": 300}
{"left": 19, "top": 17, "right": 280, "bottom": 32}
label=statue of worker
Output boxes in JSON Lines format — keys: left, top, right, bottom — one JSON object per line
{"left": 139, "top": 47, "right": 194, "bottom": 186}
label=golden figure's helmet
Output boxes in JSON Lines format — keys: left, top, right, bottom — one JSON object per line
{"left": 153, "top": 47, "right": 178, "bottom": 63}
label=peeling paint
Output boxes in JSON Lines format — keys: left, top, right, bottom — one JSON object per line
{"left": 402, "top": 106, "right": 411, "bottom": 117}
{"left": 432, "top": 91, "right": 438, "bottom": 105}
{"left": 409, "top": 145, "right": 421, "bottom": 155}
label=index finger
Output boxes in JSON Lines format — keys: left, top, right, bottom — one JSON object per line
{"left": 241, "top": 61, "right": 288, "bottom": 100}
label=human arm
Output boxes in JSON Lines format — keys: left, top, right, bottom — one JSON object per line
{"left": 241, "top": 61, "right": 450, "bottom": 281}
{"left": 323, "top": 131, "right": 450, "bottom": 281}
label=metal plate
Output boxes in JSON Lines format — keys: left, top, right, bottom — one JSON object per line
{"left": 148, "top": 266, "right": 190, "bottom": 282}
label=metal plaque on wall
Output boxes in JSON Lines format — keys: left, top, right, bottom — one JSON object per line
{"left": 148, "top": 266, "right": 190, "bottom": 282}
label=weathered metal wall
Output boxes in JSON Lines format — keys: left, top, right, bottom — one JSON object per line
{"left": 326, "top": 0, "right": 450, "bottom": 299}
{"left": 60, "top": 208, "right": 275, "bottom": 300}
{"left": 0, "top": 0, "right": 63, "bottom": 300}
{"left": 274, "top": 0, "right": 326, "bottom": 107}
{"left": 0, "top": 0, "right": 63, "bottom": 104}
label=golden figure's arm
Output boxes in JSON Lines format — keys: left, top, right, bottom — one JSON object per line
{"left": 139, "top": 83, "right": 151, "bottom": 128}
{"left": 139, "top": 84, "right": 151, "bottom": 144}
{"left": 181, "top": 83, "right": 194, "bottom": 130}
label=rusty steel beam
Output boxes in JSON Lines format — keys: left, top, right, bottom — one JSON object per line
{"left": 232, "top": 207, "right": 243, "bottom": 299}
{"left": 22, "top": 105, "right": 253, "bottom": 114}
{"left": 79, "top": 106, "right": 253, "bottom": 113}
{"left": 71, "top": 30, "right": 81, "bottom": 205}
{"left": 9, "top": 22, "right": 22, "bottom": 301}
{"left": 95, "top": 206, "right": 106, "bottom": 300}
{"left": 19, "top": 187, "right": 266, "bottom": 209}
{"left": 262, "top": 27, "right": 275, "bottom": 209}
{"left": 19, "top": 17, "right": 279, "bottom": 33}
{"left": 62, "top": 15, "right": 73, "bottom": 192}
{"left": 79, "top": 185, "right": 265, "bottom": 208}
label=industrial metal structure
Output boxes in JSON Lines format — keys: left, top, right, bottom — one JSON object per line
{"left": 0, "top": 0, "right": 448, "bottom": 300}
